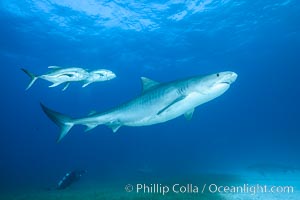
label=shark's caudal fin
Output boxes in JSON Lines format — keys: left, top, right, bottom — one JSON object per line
{"left": 21, "top": 68, "right": 38, "bottom": 90}
{"left": 40, "top": 103, "right": 74, "bottom": 143}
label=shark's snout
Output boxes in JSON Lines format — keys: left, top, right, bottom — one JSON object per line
{"left": 220, "top": 71, "right": 238, "bottom": 84}
{"left": 231, "top": 72, "right": 238, "bottom": 81}
{"left": 228, "top": 72, "right": 238, "bottom": 84}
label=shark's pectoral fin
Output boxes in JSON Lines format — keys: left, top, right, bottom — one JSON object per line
{"left": 62, "top": 82, "right": 70, "bottom": 91}
{"left": 157, "top": 96, "right": 186, "bottom": 115}
{"left": 184, "top": 108, "right": 195, "bottom": 120}
{"left": 141, "top": 77, "right": 160, "bottom": 93}
{"left": 106, "top": 123, "right": 122, "bottom": 133}
{"left": 49, "top": 82, "right": 63, "bottom": 88}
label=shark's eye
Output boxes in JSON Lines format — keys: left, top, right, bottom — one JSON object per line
{"left": 217, "top": 73, "right": 219, "bottom": 77}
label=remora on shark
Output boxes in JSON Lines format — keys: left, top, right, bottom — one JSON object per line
{"left": 41, "top": 71, "right": 238, "bottom": 142}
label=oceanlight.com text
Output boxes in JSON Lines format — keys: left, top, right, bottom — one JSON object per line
{"left": 124, "top": 183, "right": 294, "bottom": 196}
{"left": 206, "top": 183, "right": 294, "bottom": 195}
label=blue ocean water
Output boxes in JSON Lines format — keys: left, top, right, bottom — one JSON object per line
{"left": 0, "top": 0, "right": 299, "bottom": 199}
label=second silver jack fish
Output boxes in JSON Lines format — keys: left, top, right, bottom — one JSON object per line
{"left": 41, "top": 71, "right": 238, "bottom": 142}
{"left": 82, "top": 69, "right": 117, "bottom": 88}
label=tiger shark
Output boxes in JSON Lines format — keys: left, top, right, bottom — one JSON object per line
{"left": 41, "top": 71, "right": 237, "bottom": 142}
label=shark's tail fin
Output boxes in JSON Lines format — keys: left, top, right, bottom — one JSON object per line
{"left": 21, "top": 68, "right": 38, "bottom": 90}
{"left": 40, "top": 103, "right": 75, "bottom": 143}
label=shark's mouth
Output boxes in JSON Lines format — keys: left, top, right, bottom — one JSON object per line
{"left": 220, "top": 81, "right": 230, "bottom": 85}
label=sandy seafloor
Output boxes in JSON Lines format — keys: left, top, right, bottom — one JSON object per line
{"left": 1, "top": 171, "right": 299, "bottom": 200}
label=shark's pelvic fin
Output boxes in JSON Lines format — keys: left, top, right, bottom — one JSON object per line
{"left": 40, "top": 103, "right": 74, "bottom": 143}
{"left": 21, "top": 68, "right": 38, "bottom": 90}
{"left": 184, "top": 108, "right": 194, "bottom": 120}
{"left": 157, "top": 96, "right": 186, "bottom": 115}
{"left": 141, "top": 77, "right": 160, "bottom": 93}
{"left": 84, "top": 124, "right": 98, "bottom": 132}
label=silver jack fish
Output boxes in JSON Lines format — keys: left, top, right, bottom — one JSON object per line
{"left": 82, "top": 69, "right": 116, "bottom": 88}
{"left": 22, "top": 66, "right": 89, "bottom": 91}
{"left": 41, "top": 71, "right": 237, "bottom": 142}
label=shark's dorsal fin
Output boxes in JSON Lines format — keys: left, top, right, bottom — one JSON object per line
{"left": 157, "top": 96, "right": 186, "bottom": 115}
{"left": 48, "top": 66, "right": 61, "bottom": 69}
{"left": 141, "top": 77, "right": 160, "bottom": 93}
{"left": 184, "top": 108, "right": 194, "bottom": 120}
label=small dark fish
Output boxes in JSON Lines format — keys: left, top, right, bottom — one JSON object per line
{"left": 56, "top": 170, "right": 86, "bottom": 190}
